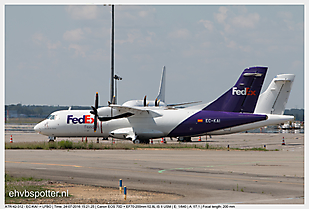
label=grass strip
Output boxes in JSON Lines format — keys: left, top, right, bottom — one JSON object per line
{"left": 5, "top": 140, "right": 276, "bottom": 151}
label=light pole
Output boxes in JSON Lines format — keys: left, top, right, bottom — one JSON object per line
{"left": 114, "top": 74, "right": 122, "bottom": 104}
{"left": 110, "top": 5, "right": 115, "bottom": 104}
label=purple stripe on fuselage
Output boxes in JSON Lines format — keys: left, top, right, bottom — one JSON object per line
{"left": 168, "top": 110, "right": 267, "bottom": 137}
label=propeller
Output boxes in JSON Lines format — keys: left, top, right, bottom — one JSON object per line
{"left": 144, "top": 96, "right": 147, "bottom": 107}
{"left": 90, "top": 92, "right": 99, "bottom": 132}
{"left": 143, "top": 95, "right": 150, "bottom": 107}
{"left": 90, "top": 92, "right": 134, "bottom": 128}
{"left": 155, "top": 98, "right": 161, "bottom": 107}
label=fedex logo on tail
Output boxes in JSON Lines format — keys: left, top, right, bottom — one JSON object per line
{"left": 67, "top": 115, "right": 94, "bottom": 124}
{"left": 232, "top": 87, "right": 256, "bottom": 96}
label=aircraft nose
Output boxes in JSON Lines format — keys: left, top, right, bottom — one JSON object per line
{"left": 34, "top": 123, "right": 41, "bottom": 133}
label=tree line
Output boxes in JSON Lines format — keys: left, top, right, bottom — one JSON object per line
{"left": 5, "top": 104, "right": 91, "bottom": 118}
{"left": 284, "top": 108, "right": 304, "bottom": 121}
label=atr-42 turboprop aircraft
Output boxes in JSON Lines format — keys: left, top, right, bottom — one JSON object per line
{"left": 34, "top": 66, "right": 294, "bottom": 143}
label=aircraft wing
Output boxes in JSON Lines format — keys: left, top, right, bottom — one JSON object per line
{"left": 110, "top": 105, "right": 163, "bottom": 117}
{"left": 167, "top": 101, "right": 202, "bottom": 107}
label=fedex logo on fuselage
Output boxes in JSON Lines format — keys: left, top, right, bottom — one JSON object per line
{"left": 67, "top": 115, "right": 94, "bottom": 124}
{"left": 232, "top": 87, "right": 256, "bottom": 96}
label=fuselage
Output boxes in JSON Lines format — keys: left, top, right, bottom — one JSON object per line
{"left": 34, "top": 105, "right": 290, "bottom": 141}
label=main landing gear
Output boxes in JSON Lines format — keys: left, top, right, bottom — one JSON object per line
{"left": 133, "top": 139, "right": 150, "bottom": 144}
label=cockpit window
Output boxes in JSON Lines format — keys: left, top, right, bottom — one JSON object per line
{"left": 47, "top": 115, "right": 55, "bottom": 120}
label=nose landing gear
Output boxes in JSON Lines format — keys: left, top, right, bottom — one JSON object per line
{"left": 48, "top": 136, "right": 56, "bottom": 142}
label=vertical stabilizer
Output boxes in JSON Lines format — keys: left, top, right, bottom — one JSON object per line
{"left": 203, "top": 66, "right": 268, "bottom": 113}
{"left": 254, "top": 74, "right": 295, "bottom": 114}
{"left": 156, "top": 66, "right": 166, "bottom": 103}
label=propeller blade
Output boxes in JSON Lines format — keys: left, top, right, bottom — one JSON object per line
{"left": 90, "top": 106, "right": 97, "bottom": 116}
{"left": 155, "top": 98, "right": 158, "bottom": 107}
{"left": 144, "top": 95, "right": 147, "bottom": 107}
{"left": 90, "top": 92, "right": 99, "bottom": 132}
{"left": 95, "top": 92, "right": 98, "bottom": 109}
{"left": 94, "top": 116, "right": 97, "bottom": 132}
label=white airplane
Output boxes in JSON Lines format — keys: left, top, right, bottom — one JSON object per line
{"left": 34, "top": 66, "right": 294, "bottom": 143}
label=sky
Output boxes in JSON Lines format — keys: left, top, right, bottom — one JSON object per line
{"left": 3, "top": 3, "right": 305, "bottom": 109}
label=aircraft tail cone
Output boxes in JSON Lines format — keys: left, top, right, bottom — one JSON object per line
{"left": 10, "top": 135, "right": 13, "bottom": 143}
{"left": 282, "top": 137, "right": 285, "bottom": 145}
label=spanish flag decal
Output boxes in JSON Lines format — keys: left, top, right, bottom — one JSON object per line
{"left": 197, "top": 119, "right": 203, "bottom": 123}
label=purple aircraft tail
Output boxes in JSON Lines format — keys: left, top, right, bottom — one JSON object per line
{"left": 203, "top": 66, "right": 268, "bottom": 113}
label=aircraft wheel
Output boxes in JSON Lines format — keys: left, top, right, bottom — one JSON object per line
{"left": 142, "top": 139, "right": 150, "bottom": 144}
{"left": 134, "top": 139, "right": 140, "bottom": 144}
{"left": 48, "top": 136, "right": 55, "bottom": 142}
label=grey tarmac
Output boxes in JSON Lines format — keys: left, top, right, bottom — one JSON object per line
{"left": 5, "top": 132, "right": 304, "bottom": 204}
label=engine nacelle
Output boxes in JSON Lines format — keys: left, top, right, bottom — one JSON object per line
{"left": 96, "top": 106, "right": 134, "bottom": 122}
{"left": 97, "top": 107, "right": 115, "bottom": 117}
